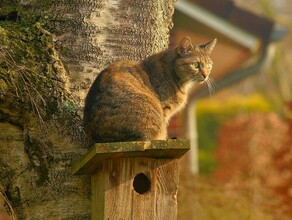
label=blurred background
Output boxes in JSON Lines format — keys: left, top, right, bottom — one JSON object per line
{"left": 1, "top": 0, "right": 290, "bottom": 219}
{"left": 168, "top": 0, "right": 292, "bottom": 219}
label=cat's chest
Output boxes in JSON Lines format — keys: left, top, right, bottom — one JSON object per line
{"left": 162, "top": 93, "right": 187, "bottom": 122}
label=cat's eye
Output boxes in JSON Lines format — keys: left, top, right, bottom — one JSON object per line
{"left": 192, "top": 62, "right": 200, "bottom": 68}
{"left": 206, "top": 63, "right": 212, "bottom": 69}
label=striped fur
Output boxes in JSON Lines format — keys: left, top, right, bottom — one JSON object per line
{"left": 84, "top": 37, "right": 216, "bottom": 143}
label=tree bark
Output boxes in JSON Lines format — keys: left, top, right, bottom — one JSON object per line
{"left": 0, "top": 0, "right": 176, "bottom": 219}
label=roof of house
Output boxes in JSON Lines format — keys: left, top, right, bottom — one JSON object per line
{"left": 191, "top": 0, "right": 274, "bottom": 45}
{"left": 173, "top": 0, "right": 286, "bottom": 97}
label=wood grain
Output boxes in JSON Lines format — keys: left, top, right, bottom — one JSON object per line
{"left": 72, "top": 140, "right": 190, "bottom": 175}
{"left": 74, "top": 140, "right": 190, "bottom": 219}
{"left": 91, "top": 157, "right": 179, "bottom": 220}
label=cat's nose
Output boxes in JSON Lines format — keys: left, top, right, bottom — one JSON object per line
{"left": 201, "top": 70, "right": 208, "bottom": 79}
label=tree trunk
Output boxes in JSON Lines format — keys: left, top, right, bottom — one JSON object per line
{"left": 0, "top": 0, "right": 176, "bottom": 219}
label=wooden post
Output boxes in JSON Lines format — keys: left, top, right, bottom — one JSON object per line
{"left": 72, "top": 140, "right": 190, "bottom": 220}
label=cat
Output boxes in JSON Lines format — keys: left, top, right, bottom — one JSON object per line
{"left": 83, "top": 37, "right": 216, "bottom": 143}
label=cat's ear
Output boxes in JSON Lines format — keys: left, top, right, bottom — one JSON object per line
{"left": 199, "top": 38, "right": 217, "bottom": 54}
{"left": 177, "top": 37, "right": 194, "bottom": 56}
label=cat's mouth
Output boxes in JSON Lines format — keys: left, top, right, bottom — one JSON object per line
{"left": 200, "top": 75, "right": 208, "bottom": 83}
{"left": 197, "top": 74, "right": 207, "bottom": 83}
{"left": 194, "top": 71, "right": 208, "bottom": 83}
{"left": 192, "top": 75, "right": 205, "bottom": 84}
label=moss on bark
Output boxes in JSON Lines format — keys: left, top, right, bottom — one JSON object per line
{"left": 0, "top": 20, "right": 78, "bottom": 126}
{"left": 0, "top": 8, "right": 91, "bottom": 218}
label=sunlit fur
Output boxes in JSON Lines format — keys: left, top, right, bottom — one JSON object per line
{"left": 84, "top": 37, "right": 216, "bottom": 143}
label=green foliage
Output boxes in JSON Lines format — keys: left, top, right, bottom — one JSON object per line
{"left": 196, "top": 94, "right": 273, "bottom": 174}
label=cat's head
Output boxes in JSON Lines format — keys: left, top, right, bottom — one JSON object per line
{"left": 174, "top": 37, "right": 216, "bottom": 88}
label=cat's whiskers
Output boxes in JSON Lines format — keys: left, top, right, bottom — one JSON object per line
{"left": 204, "top": 77, "right": 216, "bottom": 95}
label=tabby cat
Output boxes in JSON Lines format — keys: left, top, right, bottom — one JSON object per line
{"left": 84, "top": 37, "right": 216, "bottom": 143}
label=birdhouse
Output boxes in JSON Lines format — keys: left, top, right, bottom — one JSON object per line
{"left": 72, "top": 140, "right": 190, "bottom": 220}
